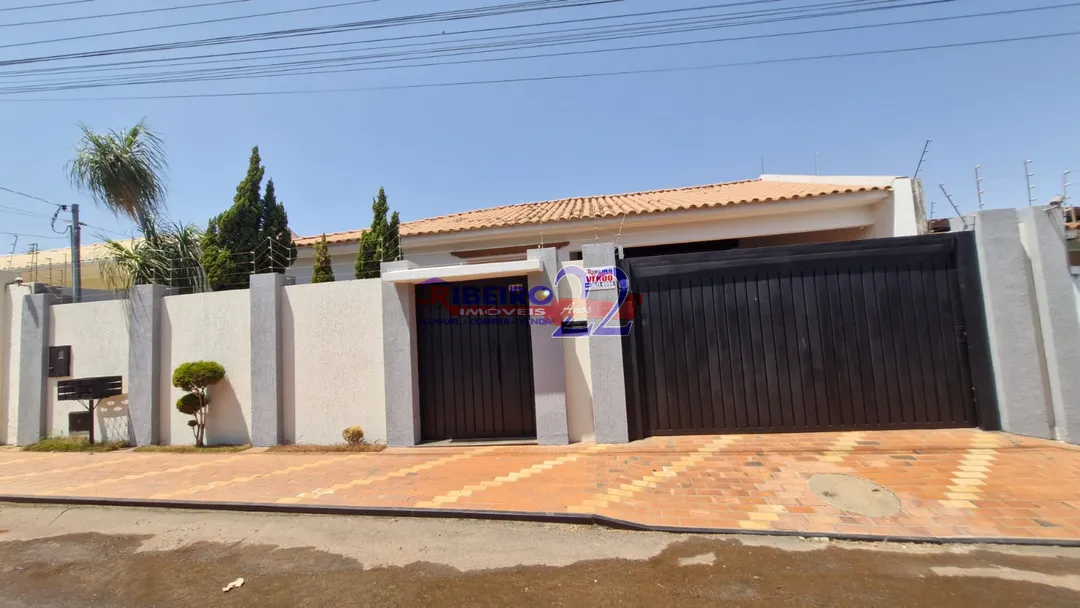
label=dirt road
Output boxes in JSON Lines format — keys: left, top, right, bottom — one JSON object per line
{"left": 1, "top": 504, "right": 1078, "bottom": 607}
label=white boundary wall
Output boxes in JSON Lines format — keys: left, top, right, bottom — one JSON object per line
{"left": 282, "top": 279, "right": 386, "bottom": 444}
{"left": 46, "top": 300, "right": 130, "bottom": 442}
{"left": 160, "top": 290, "right": 252, "bottom": 446}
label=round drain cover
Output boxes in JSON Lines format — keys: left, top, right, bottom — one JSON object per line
{"left": 808, "top": 474, "right": 901, "bottom": 517}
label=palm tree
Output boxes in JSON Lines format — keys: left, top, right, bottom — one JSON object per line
{"left": 101, "top": 222, "right": 207, "bottom": 294}
{"left": 67, "top": 119, "right": 168, "bottom": 231}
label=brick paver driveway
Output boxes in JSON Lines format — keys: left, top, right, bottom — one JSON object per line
{"left": 2, "top": 429, "right": 1078, "bottom": 542}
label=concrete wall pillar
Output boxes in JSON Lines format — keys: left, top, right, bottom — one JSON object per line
{"left": 381, "top": 261, "right": 420, "bottom": 447}
{"left": 527, "top": 247, "right": 569, "bottom": 445}
{"left": 0, "top": 279, "right": 14, "bottom": 445}
{"left": 127, "top": 284, "right": 165, "bottom": 446}
{"left": 581, "top": 243, "right": 629, "bottom": 444}
{"left": 1018, "top": 207, "right": 1080, "bottom": 443}
{"left": 974, "top": 209, "right": 1054, "bottom": 439}
{"left": 250, "top": 273, "right": 286, "bottom": 447}
{"left": 17, "top": 289, "right": 52, "bottom": 445}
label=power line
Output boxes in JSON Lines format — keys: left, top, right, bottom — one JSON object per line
{"left": 0, "top": 203, "right": 58, "bottom": 219}
{"left": 4, "top": 29, "right": 1075, "bottom": 101}
{"left": 0, "top": 0, "right": 970, "bottom": 92}
{"left": 0, "top": 0, "right": 99, "bottom": 12}
{"left": 0, "top": 0, "right": 614, "bottom": 52}
{"left": 0, "top": 231, "right": 69, "bottom": 240}
{"left": 0, "top": 0, "right": 793, "bottom": 78}
{"left": 26, "top": 0, "right": 1050, "bottom": 95}
{"left": 0, "top": 184, "right": 62, "bottom": 207}
{"left": 0, "top": 0, "right": 256, "bottom": 28}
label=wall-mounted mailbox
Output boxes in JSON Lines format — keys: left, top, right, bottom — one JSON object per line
{"left": 68, "top": 411, "right": 91, "bottom": 434}
{"left": 560, "top": 320, "right": 590, "bottom": 335}
{"left": 49, "top": 345, "right": 71, "bottom": 378}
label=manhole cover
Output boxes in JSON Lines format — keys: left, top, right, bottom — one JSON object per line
{"left": 808, "top": 474, "right": 901, "bottom": 517}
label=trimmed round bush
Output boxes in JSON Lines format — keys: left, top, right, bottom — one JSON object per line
{"left": 172, "top": 361, "right": 225, "bottom": 392}
{"left": 342, "top": 426, "right": 365, "bottom": 445}
{"left": 176, "top": 393, "right": 202, "bottom": 416}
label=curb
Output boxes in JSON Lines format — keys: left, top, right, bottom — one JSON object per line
{"left": 3, "top": 494, "right": 1079, "bottom": 548}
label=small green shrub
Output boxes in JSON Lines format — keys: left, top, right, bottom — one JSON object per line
{"left": 172, "top": 361, "right": 226, "bottom": 393}
{"left": 342, "top": 426, "right": 365, "bottom": 445}
{"left": 172, "top": 360, "right": 226, "bottom": 447}
{"left": 176, "top": 393, "right": 201, "bottom": 416}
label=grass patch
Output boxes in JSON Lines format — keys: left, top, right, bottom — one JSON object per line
{"left": 23, "top": 436, "right": 129, "bottom": 452}
{"left": 132, "top": 444, "right": 250, "bottom": 453}
{"left": 267, "top": 443, "right": 386, "bottom": 453}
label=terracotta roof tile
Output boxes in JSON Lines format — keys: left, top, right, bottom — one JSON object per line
{"left": 295, "top": 178, "right": 887, "bottom": 246}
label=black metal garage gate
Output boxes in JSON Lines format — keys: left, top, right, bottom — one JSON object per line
{"left": 620, "top": 233, "right": 998, "bottom": 440}
{"left": 416, "top": 277, "right": 536, "bottom": 442}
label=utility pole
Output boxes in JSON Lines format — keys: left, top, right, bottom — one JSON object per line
{"left": 1025, "top": 160, "right": 1036, "bottom": 206}
{"left": 70, "top": 203, "right": 81, "bottom": 303}
{"left": 974, "top": 165, "right": 985, "bottom": 210}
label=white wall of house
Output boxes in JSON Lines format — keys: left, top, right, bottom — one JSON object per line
{"left": 288, "top": 188, "right": 897, "bottom": 283}
{"left": 46, "top": 300, "right": 130, "bottom": 442}
{"left": 282, "top": 279, "right": 386, "bottom": 445}
{"left": 160, "top": 290, "right": 252, "bottom": 446}
{"left": 558, "top": 260, "right": 595, "bottom": 443}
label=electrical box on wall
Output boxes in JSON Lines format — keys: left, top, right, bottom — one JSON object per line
{"left": 48, "top": 345, "right": 71, "bottom": 378}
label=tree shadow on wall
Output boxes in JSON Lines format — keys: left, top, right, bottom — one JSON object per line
{"left": 96, "top": 394, "right": 135, "bottom": 445}
{"left": 205, "top": 377, "right": 251, "bottom": 446}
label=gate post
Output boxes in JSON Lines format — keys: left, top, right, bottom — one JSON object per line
{"left": 381, "top": 261, "right": 420, "bottom": 447}
{"left": 974, "top": 209, "right": 1055, "bottom": 439}
{"left": 582, "top": 243, "right": 629, "bottom": 444}
{"left": 1018, "top": 207, "right": 1080, "bottom": 443}
{"left": 527, "top": 247, "right": 569, "bottom": 445}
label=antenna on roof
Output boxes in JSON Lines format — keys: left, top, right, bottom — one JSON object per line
{"left": 814, "top": 152, "right": 819, "bottom": 176}
{"left": 760, "top": 155, "right": 765, "bottom": 176}
{"left": 914, "top": 139, "right": 932, "bottom": 179}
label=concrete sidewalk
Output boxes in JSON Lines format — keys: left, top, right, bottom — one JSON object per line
{"left": 2, "top": 429, "right": 1078, "bottom": 543}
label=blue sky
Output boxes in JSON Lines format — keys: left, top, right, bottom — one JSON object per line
{"left": 0, "top": 0, "right": 1077, "bottom": 250}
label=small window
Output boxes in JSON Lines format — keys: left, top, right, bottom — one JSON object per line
{"left": 569, "top": 250, "right": 583, "bottom": 261}
{"left": 49, "top": 345, "right": 71, "bottom": 378}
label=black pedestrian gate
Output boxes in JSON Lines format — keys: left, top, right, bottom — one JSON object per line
{"left": 620, "top": 233, "right": 998, "bottom": 440}
{"left": 416, "top": 277, "right": 537, "bottom": 442}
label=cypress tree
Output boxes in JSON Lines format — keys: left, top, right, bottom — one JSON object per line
{"left": 260, "top": 178, "right": 297, "bottom": 273}
{"left": 202, "top": 146, "right": 296, "bottom": 289}
{"left": 355, "top": 187, "right": 391, "bottom": 279}
{"left": 311, "top": 235, "right": 335, "bottom": 283}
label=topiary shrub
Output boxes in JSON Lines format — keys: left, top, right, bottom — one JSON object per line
{"left": 342, "top": 426, "right": 365, "bottom": 445}
{"left": 173, "top": 361, "right": 226, "bottom": 447}
{"left": 176, "top": 393, "right": 201, "bottom": 416}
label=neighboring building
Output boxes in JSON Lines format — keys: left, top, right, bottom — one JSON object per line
{"left": 289, "top": 174, "right": 925, "bottom": 282}
{"left": 3, "top": 240, "right": 131, "bottom": 292}
{"left": 5, "top": 174, "right": 923, "bottom": 288}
